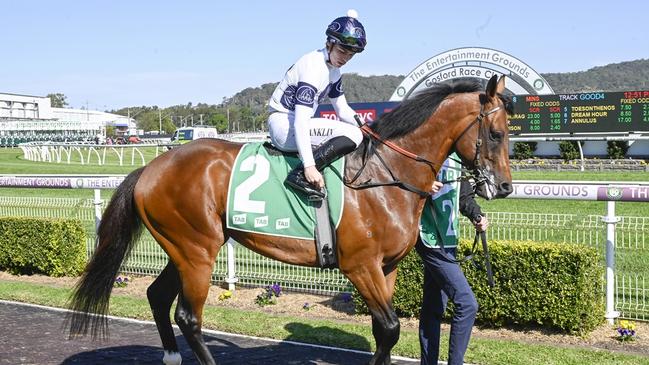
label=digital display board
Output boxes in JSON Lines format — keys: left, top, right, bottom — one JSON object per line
{"left": 509, "top": 90, "right": 649, "bottom": 134}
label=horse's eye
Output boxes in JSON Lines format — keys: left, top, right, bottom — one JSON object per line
{"left": 489, "top": 130, "right": 503, "bottom": 142}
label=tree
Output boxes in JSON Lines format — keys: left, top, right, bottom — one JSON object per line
{"left": 137, "top": 111, "right": 162, "bottom": 132}
{"left": 606, "top": 141, "right": 629, "bottom": 159}
{"left": 239, "top": 106, "right": 254, "bottom": 131}
{"left": 559, "top": 141, "right": 581, "bottom": 161}
{"left": 254, "top": 110, "right": 269, "bottom": 132}
{"left": 47, "top": 93, "right": 68, "bottom": 108}
{"left": 513, "top": 142, "right": 537, "bottom": 160}
{"left": 226, "top": 107, "right": 241, "bottom": 132}
{"left": 208, "top": 113, "right": 229, "bottom": 133}
{"left": 161, "top": 118, "right": 176, "bottom": 133}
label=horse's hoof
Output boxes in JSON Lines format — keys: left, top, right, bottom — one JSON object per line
{"left": 163, "top": 350, "right": 182, "bottom": 365}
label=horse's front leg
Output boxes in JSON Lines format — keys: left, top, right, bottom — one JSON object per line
{"left": 372, "top": 267, "right": 398, "bottom": 365}
{"left": 344, "top": 263, "right": 400, "bottom": 365}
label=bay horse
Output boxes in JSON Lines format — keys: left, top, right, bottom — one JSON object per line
{"left": 68, "top": 75, "right": 513, "bottom": 365}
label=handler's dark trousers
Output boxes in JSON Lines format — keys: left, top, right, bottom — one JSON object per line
{"left": 415, "top": 240, "right": 478, "bottom": 365}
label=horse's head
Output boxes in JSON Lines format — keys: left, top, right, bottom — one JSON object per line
{"left": 365, "top": 75, "right": 513, "bottom": 200}
{"left": 452, "top": 75, "right": 513, "bottom": 200}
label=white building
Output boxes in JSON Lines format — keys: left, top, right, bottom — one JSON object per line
{"left": 0, "top": 92, "right": 133, "bottom": 146}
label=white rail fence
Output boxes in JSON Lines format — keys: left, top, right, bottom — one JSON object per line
{"left": 0, "top": 176, "right": 648, "bottom": 322}
{"left": 17, "top": 134, "right": 269, "bottom": 166}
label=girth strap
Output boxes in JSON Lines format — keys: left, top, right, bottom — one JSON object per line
{"left": 312, "top": 197, "right": 337, "bottom": 269}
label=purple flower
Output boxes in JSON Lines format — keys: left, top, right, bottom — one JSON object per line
{"left": 616, "top": 324, "right": 637, "bottom": 342}
{"left": 270, "top": 283, "right": 282, "bottom": 297}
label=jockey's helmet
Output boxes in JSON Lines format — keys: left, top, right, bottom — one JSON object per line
{"left": 326, "top": 9, "right": 367, "bottom": 53}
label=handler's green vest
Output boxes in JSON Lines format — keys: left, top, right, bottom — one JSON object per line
{"left": 419, "top": 153, "right": 461, "bottom": 248}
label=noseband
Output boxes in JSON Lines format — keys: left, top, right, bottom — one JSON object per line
{"left": 346, "top": 95, "right": 502, "bottom": 197}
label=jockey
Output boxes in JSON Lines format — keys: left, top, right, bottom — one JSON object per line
{"left": 267, "top": 9, "right": 366, "bottom": 199}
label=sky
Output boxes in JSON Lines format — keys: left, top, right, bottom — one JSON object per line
{"left": 2, "top": 0, "right": 647, "bottom": 111}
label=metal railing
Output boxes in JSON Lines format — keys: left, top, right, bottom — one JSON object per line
{"left": 0, "top": 180, "right": 648, "bottom": 320}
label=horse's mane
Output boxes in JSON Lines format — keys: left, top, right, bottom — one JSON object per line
{"left": 370, "top": 79, "right": 508, "bottom": 140}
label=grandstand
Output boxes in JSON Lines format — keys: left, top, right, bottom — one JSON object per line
{"left": 0, "top": 92, "right": 132, "bottom": 147}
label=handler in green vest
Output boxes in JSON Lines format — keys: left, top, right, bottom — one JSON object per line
{"left": 417, "top": 153, "right": 489, "bottom": 365}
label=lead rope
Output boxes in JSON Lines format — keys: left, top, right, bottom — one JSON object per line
{"left": 428, "top": 205, "right": 495, "bottom": 288}
{"left": 479, "top": 230, "right": 495, "bottom": 287}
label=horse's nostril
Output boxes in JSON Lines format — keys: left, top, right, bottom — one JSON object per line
{"left": 499, "top": 181, "right": 513, "bottom": 195}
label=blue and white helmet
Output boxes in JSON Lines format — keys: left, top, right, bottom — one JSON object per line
{"left": 326, "top": 9, "right": 367, "bottom": 53}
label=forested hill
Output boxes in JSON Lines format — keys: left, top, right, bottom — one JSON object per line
{"left": 112, "top": 59, "right": 648, "bottom": 133}
{"left": 227, "top": 73, "right": 405, "bottom": 108}
{"left": 229, "top": 59, "right": 649, "bottom": 107}
{"left": 542, "top": 59, "right": 649, "bottom": 93}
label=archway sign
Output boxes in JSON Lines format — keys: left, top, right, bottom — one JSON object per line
{"left": 389, "top": 46, "right": 554, "bottom": 102}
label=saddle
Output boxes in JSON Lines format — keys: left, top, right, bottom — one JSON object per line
{"left": 226, "top": 142, "right": 340, "bottom": 268}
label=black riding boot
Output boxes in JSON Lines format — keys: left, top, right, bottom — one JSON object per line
{"left": 285, "top": 136, "right": 357, "bottom": 199}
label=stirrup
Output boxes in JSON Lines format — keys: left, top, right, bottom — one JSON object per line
{"left": 307, "top": 191, "right": 326, "bottom": 202}
{"left": 285, "top": 178, "right": 326, "bottom": 200}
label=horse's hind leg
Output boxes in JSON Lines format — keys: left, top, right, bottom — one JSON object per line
{"left": 174, "top": 260, "right": 217, "bottom": 365}
{"left": 143, "top": 218, "right": 223, "bottom": 364}
{"left": 147, "top": 260, "right": 182, "bottom": 365}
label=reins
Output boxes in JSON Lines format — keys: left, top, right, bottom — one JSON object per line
{"left": 428, "top": 209, "right": 495, "bottom": 288}
{"left": 343, "top": 116, "right": 437, "bottom": 198}
{"left": 359, "top": 123, "right": 439, "bottom": 171}
{"left": 345, "top": 98, "right": 502, "bottom": 195}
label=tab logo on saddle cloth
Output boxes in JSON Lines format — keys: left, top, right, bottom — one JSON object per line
{"left": 226, "top": 143, "right": 344, "bottom": 239}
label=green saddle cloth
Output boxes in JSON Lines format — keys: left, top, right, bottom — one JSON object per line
{"left": 226, "top": 143, "right": 344, "bottom": 239}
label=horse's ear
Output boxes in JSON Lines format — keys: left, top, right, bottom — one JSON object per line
{"left": 486, "top": 74, "right": 499, "bottom": 98}
{"left": 496, "top": 75, "right": 506, "bottom": 94}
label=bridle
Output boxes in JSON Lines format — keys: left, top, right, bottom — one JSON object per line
{"left": 443, "top": 100, "right": 502, "bottom": 188}
{"left": 345, "top": 95, "right": 503, "bottom": 196}
{"left": 345, "top": 94, "right": 501, "bottom": 287}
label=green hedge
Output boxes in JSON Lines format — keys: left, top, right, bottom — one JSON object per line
{"left": 354, "top": 239, "right": 604, "bottom": 334}
{"left": 0, "top": 217, "right": 87, "bottom": 277}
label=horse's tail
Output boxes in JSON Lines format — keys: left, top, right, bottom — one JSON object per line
{"left": 67, "top": 167, "right": 146, "bottom": 339}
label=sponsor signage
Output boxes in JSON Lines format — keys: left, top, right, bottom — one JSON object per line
{"left": 509, "top": 181, "right": 649, "bottom": 202}
{"left": 0, "top": 175, "right": 125, "bottom": 189}
{"left": 316, "top": 101, "right": 399, "bottom": 122}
